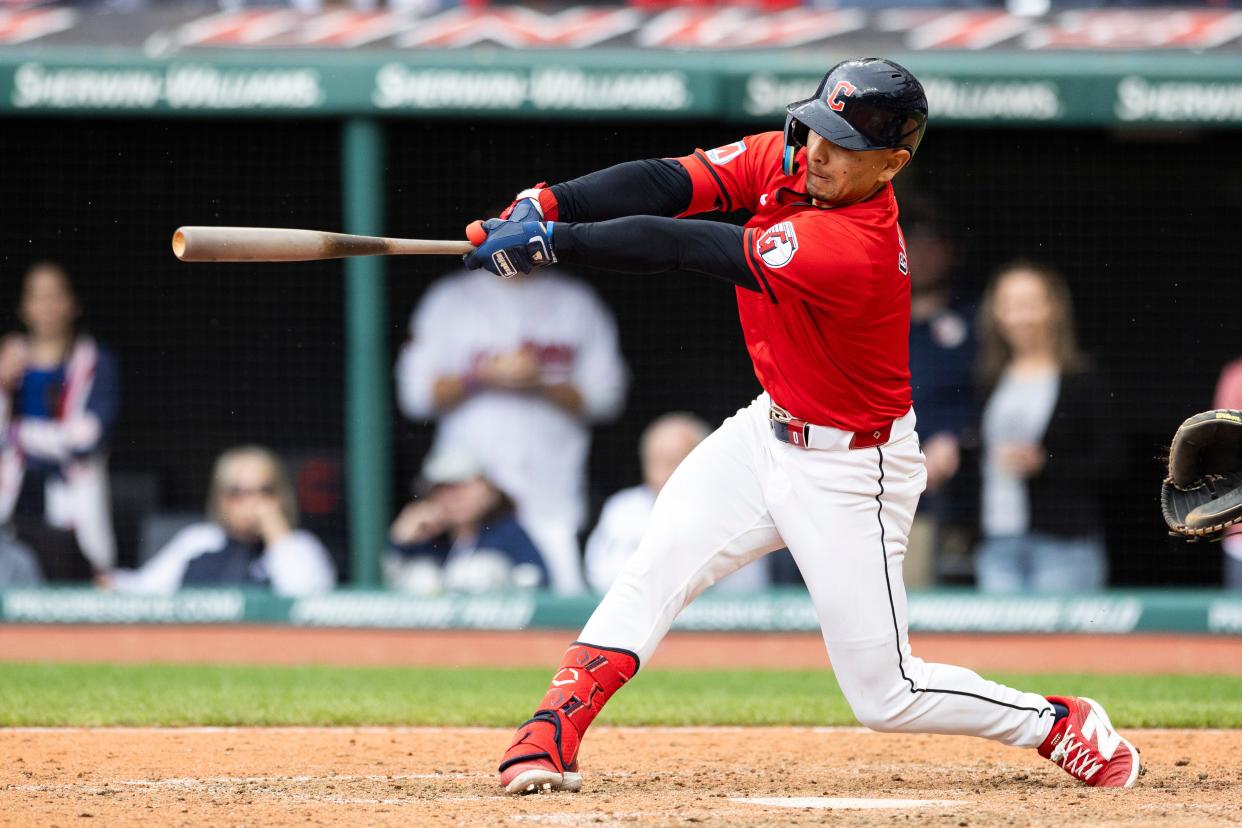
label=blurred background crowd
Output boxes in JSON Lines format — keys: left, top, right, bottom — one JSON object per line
{"left": 1, "top": 224, "right": 1238, "bottom": 595}
{"left": 3, "top": 0, "right": 1240, "bottom": 598}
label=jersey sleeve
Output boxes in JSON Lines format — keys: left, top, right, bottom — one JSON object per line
{"left": 671, "top": 131, "right": 783, "bottom": 218}
{"left": 740, "top": 212, "right": 872, "bottom": 311}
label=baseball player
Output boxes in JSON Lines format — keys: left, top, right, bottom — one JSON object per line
{"left": 463, "top": 58, "right": 1140, "bottom": 793}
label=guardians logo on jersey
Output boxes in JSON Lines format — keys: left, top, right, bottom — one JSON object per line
{"left": 756, "top": 222, "right": 798, "bottom": 268}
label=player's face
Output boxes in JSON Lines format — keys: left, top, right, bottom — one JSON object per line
{"left": 803, "top": 131, "right": 910, "bottom": 207}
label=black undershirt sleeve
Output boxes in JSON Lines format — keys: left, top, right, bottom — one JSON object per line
{"left": 554, "top": 216, "right": 758, "bottom": 292}
{"left": 550, "top": 159, "right": 693, "bottom": 222}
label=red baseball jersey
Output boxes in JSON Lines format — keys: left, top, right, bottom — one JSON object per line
{"left": 673, "top": 131, "right": 912, "bottom": 433}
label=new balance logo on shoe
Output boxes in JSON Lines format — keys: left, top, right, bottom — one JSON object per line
{"left": 1081, "top": 710, "right": 1122, "bottom": 761}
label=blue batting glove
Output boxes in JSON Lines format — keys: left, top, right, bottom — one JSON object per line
{"left": 506, "top": 197, "right": 543, "bottom": 224}
{"left": 463, "top": 218, "right": 556, "bottom": 278}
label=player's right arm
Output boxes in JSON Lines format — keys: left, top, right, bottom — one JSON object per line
{"left": 470, "top": 135, "right": 779, "bottom": 291}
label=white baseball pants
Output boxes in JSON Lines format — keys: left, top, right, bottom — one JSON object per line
{"left": 580, "top": 394, "right": 1056, "bottom": 749}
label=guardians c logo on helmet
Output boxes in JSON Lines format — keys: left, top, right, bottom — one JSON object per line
{"left": 782, "top": 57, "right": 929, "bottom": 176}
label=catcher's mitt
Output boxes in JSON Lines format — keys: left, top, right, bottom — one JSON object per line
{"left": 1161, "top": 409, "right": 1242, "bottom": 541}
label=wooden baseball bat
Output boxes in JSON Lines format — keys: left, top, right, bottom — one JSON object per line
{"left": 172, "top": 226, "right": 476, "bottom": 262}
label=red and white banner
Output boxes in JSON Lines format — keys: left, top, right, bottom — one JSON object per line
{"left": 9, "top": 6, "right": 1242, "bottom": 51}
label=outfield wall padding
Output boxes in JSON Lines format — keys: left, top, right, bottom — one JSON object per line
{"left": 1, "top": 588, "right": 1239, "bottom": 635}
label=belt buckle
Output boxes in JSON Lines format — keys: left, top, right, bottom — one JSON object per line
{"left": 771, "top": 404, "right": 812, "bottom": 450}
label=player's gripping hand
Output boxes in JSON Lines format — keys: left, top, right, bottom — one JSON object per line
{"left": 500, "top": 183, "right": 558, "bottom": 222}
{"left": 463, "top": 217, "right": 556, "bottom": 278}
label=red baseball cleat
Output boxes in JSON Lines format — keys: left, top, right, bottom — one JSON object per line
{"left": 498, "top": 710, "right": 583, "bottom": 794}
{"left": 1039, "top": 696, "right": 1140, "bottom": 788}
{"left": 498, "top": 643, "right": 638, "bottom": 795}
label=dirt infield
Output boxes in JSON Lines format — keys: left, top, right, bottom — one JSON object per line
{"left": 3, "top": 625, "right": 1240, "bottom": 673}
{"left": 2, "top": 727, "right": 1240, "bottom": 827}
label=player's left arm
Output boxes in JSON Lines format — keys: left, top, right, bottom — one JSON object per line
{"left": 492, "top": 134, "right": 771, "bottom": 227}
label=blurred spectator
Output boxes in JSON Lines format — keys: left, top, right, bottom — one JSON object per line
{"left": 396, "top": 266, "right": 627, "bottom": 596}
{"left": 903, "top": 200, "right": 977, "bottom": 587}
{"left": 0, "top": 262, "right": 119, "bottom": 582}
{"left": 384, "top": 446, "right": 549, "bottom": 594}
{"left": 585, "top": 412, "right": 771, "bottom": 593}
{"left": 1215, "top": 356, "right": 1242, "bottom": 589}
{"left": 972, "top": 261, "right": 1120, "bottom": 593}
{"left": 101, "top": 446, "right": 335, "bottom": 595}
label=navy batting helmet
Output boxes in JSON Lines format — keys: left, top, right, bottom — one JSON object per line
{"left": 782, "top": 58, "right": 928, "bottom": 175}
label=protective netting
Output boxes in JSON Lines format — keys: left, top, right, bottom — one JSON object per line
{"left": 1, "top": 119, "right": 347, "bottom": 573}
{"left": 2, "top": 117, "right": 1238, "bottom": 585}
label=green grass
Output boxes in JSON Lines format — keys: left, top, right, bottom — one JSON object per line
{"left": 1, "top": 663, "right": 1239, "bottom": 728}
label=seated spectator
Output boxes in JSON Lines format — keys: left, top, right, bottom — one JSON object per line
{"left": 384, "top": 446, "right": 549, "bottom": 594}
{"left": 0, "top": 262, "right": 119, "bottom": 582}
{"left": 101, "top": 446, "right": 335, "bottom": 595}
{"left": 973, "top": 261, "right": 1120, "bottom": 594}
{"left": 585, "top": 412, "right": 771, "bottom": 594}
{"left": 1214, "top": 355, "right": 1242, "bottom": 589}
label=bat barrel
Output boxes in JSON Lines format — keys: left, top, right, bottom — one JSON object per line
{"left": 172, "top": 226, "right": 374, "bottom": 262}
{"left": 172, "top": 226, "right": 474, "bottom": 261}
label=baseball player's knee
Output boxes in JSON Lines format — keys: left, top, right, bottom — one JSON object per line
{"left": 835, "top": 659, "right": 925, "bottom": 732}
{"left": 846, "top": 695, "right": 906, "bottom": 732}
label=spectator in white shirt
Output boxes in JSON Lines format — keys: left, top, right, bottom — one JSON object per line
{"left": 100, "top": 445, "right": 335, "bottom": 596}
{"left": 585, "top": 412, "right": 771, "bottom": 594}
{"left": 396, "top": 267, "right": 627, "bottom": 595}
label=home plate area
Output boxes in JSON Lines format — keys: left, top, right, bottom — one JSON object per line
{"left": 1, "top": 727, "right": 1238, "bottom": 827}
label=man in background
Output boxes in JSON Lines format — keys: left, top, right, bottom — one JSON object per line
{"left": 396, "top": 265, "right": 627, "bottom": 595}
{"left": 585, "top": 412, "right": 771, "bottom": 594}
{"left": 903, "top": 201, "right": 977, "bottom": 586}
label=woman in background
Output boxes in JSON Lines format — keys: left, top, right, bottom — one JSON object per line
{"left": 0, "top": 262, "right": 120, "bottom": 582}
{"left": 102, "top": 445, "right": 335, "bottom": 595}
{"left": 973, "top": 261, "right": 1121, "bottom": 593}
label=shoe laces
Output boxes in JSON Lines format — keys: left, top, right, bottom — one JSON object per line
{"left": 1049, "top": 734, "right": 1104, "bottom": 782}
